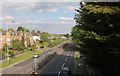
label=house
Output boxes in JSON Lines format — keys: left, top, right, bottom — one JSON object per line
{"left": 32, "top": 33, "right": 40, "bottom": 42}
{"left": 0, "top": 31, "right": 33, "bottom": 48}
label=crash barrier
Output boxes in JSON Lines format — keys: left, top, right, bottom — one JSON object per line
{"left": 28, "top": 52, "right": 57, "bottom": 76}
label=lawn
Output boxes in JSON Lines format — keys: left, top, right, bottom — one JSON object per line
{"left": 0, "top": 50, "right": 41, "bottom": 68}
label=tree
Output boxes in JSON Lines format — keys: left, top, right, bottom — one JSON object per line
{"left": 21, "top": 36, "right": 25, "bottom": 49}
{"left": 40, "top": 33, "right": 51, "bottom": 42}
{"left": 64, "top": 33, "right": 70, "bottom": 38}
{"left": 17, "top": 26, "right": 26, "bottom": 31}
{"left": 0, "top": 29, "right": 4, "bottom": 31}
{"left": 31, "top": 30, "right": 36, "bottom": 33}
{"left": 8, "top": 28, "right": 14, "bottom": 32}
{"left": 10, "top": 39, "right": 22, "bottom": 50}
{"left": 71, "top": 2, "right": 120, "bottom": 75}
{"left": 37, "top": 30, "right": 40, "bottom": 33}
{"left": 2, "top": 43, "right": 8, "bottom": 52}
{"left": 2, "top": 43, "right": 9, "bottom": 59}
{"left": 26, "top": 29, "right": 30, "bottom": 33}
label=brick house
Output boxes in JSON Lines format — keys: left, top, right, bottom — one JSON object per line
{"left": 0, "top": 31, "right": 33, "bottom": 48}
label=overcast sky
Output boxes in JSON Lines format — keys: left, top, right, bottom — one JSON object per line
{"left": 0, "top": 1, "right": 80, "bottom": 34}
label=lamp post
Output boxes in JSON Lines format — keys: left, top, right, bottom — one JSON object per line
{"left": 34, "top": 54, "right": 38, "bottom": 74}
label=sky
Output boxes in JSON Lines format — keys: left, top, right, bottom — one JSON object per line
{"left": 0, "top": 0, "right": 80, "bottom": 34}
{"left": 1, "top": 0, "right": 119, "bottom": 34}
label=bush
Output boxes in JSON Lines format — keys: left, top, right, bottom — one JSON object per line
{"left": 9, "top": 51, "right": 16, "bottom": 57}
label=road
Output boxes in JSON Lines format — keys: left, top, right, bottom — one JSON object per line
{"left": 2, "top": 42, "right": 68, "bottom": 75}
{"left": 36, "top": 43, "right": 76, "bottom": 75}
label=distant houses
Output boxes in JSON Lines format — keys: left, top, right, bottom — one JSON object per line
{"left": 0, "top": 30, "right": 68, "bottom": 49}
{"left": 0, "top": 31, "right": 41, "bottom": 48}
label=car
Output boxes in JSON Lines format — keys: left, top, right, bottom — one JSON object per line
{"left": 33, "top": 54, "right": 39, "bottom": 58}
{"left": 77, "top": 63, "right": 83, "bottom": 68}
{"left": 59, "top": 67, "right": 71, "bottom": 76}
{"left": 40, "top": 46, "right": 44, "bottom": 48}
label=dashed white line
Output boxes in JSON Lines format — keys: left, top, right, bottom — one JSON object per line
{"left": 67, "top": 53, "right": 69, "bottom": 56}
{"left": 58, "top": 71, "right": 61, "bottom": 76}
{"left": 61, "top": 63, "right": 65, "bottom": 69}
{"left": 65, "top": 57, "right": 68, "bottom": 62}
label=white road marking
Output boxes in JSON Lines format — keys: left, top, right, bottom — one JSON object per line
{"left": 61, "top": 63, "right": 65, "bottom": 69}
{"left": 67, "top": 51, "right": 71, "bottom": 56}
{"left": 67, "top": 53, "right": 69, "bottom": 56}
{"left": 17, "top": 67, "right": 22, "bottom": 70}
{"left": 65, "top": 57, "right": 68, "bottom": 62}
{"left": 58, "top": 71, "right": 61, "bottom": 76}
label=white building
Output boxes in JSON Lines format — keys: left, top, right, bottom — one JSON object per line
{"left": 32, "top": 33, "right": 40, "bottom": 42}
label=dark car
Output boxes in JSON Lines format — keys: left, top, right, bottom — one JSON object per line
{"left": 59, "top": 67, "right": 71, "bottom": 76}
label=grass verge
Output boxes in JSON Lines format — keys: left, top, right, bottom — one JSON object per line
{"left": 0, "top": 50, "right": 41, "bottom": 68}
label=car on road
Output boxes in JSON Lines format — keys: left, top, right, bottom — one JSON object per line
{"left": 77, "top": 63, "right": 83, "bottom": 68}
{"left": 33, "top": 54, "right": 39, "bottom": 58}
{"left": 59, "top": 67, "right": 71, "bottom": 76}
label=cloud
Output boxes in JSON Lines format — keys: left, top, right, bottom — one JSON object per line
{"left": 25, "top": 19, "right": 75, "bottom": 25}
{"left": 0, "top": 16, "right": 14, "bottom": 20}
{"left": 59, "top": 17, "right": 73, "bottom": 21}
{"left": 1, "top": 0, "right": 80, "bottom": 2}
{"left": 37, "top": 9, "right": 43, "bottom": 13}
{"left": 2, "top": 2, "right": 37, "bottom": 12}
{"left": 2, "top": 1, "right": 79, "bottom": 15}
{"left": 26, "top": 20, "right": 41, "bottom": 24}
{"left": 37, "top": 8, "right": 57, "bottom": 13}
{"left": 66, "top": 6, "right": 77, "bottom": 11}
{"left": 47, "top": 8, "right": 57, "bottom": 12}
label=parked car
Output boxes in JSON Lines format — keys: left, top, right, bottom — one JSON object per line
{"left": 59, "top": 67, "right": 71, "bottom": 76}
{"left": 40, "top": 46, "right": 44, "bottom": 48}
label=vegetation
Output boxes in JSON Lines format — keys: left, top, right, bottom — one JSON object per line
{"left": 1, "top": 26, "right": 66, "bottom": 62}
{"left": 8, "top": 28, "right": 14, "bottom": 32}
{"left": 17, "top": 26, "right": 26, "bottom": 31}
{"left": 71, "top": 2, "right": 120, "bottom": 75}
{"left": 0, "top": 50, "right": 41, "bottom": 68}
{"left": 17, "top": 26, "right": 30, "bottom": 32}
{"left": 31, "top": 30, "right": 36, "bottom": 33}
{"left": 10, "top": 39, "right": 23, "bottom": 51}
{"left": 0, "top": 29, "right": 4, "bottom": 31}
{"left": 1, "top": 43, "right": 9, "bottom": 59}
{"left": 48, "top": 38, "right": 65, "bottom": 47}
{"left": 40, "top": 33, "right": 51, "bottom": 42}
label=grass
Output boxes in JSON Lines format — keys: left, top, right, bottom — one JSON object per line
{"left": 0, "top": 50, "right": 41, "bottom": 68}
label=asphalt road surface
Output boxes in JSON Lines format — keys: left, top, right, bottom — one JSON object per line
{"left": 36, "top": 43, "right": 76, "bottom": 75}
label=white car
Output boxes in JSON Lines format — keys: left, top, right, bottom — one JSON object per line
{"left": 33, "top": 54, "right": 39, "bottom": 58}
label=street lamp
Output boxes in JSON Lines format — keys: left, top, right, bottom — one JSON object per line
{"left": 33, "top": 54, "right": 38, "bottom": 74}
